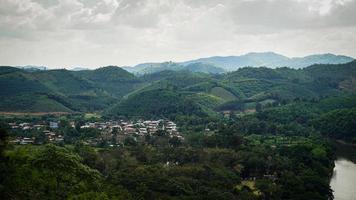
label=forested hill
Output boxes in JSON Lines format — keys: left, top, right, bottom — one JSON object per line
{"left": 0, "top": 66, "right": 140, "bottom": 112}
{"left": 111, "top": 60, "right": 356, "bottom": 119}
{"left": 1, "top": 60, "right": 356, "bottom": 114}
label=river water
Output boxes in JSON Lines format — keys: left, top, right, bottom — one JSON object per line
{"left": 330, "top": 143, "right": 356, "bottom": 200}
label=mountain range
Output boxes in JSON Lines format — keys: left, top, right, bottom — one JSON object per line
{"left": 12, "top": 52, "right": 354, "bottom": 75}
{"left": 123, "top": 52, "right": 354, "bottom": 75}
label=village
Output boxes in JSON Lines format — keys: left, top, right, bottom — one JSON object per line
{"left": 8, "top": 119, "right": 183, "bottom": 146}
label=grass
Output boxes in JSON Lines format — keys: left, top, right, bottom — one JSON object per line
{"left": 84, "top": 113, "right": 102, "bottom": 120}
{"left": 235, "top": 180, "right": 261, "bottom": 196}
{"left": 210, "top": 87, "right": 237, "bottom": 102}
{"left": 245, "top": 134, "right": 313, "bottom": 146}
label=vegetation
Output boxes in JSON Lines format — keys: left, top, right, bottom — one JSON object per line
{"left": 0, "top": 122, "right": 335, "bottom": 199}
{"left": 1, "top": 60, "right": 356, "bottom": 115}
{"left": 1, "top": 60, "right": 356, "bottom": 199}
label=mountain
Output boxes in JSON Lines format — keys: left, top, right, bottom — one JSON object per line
{"left": 70, "top": 67, "right": 91, "bottom": 71}
{"left": 123, "top": 61, "right": 225, "bottom": 75}
{"left": 124, "top": 52, "right": 353, "bottom": 75}
{"left": 122, "top": 61, "right": 182, "bottom": 75}
{"left": 109, "top": 60, "right": 356, "bottom": 119}
{"left": 287, "top": 53, "right": 354, "bottom": 68}
{"left": 182, "top": 52, "right": 354, "bottom": 71}
{"left": 182, "top": 52, "right": 288, "bottom": 71}
{"left": 16, "top": 65, "right": 47, "bottom": 71}
{"left": 182, "top": 62, "right": 225, "bottom": 74}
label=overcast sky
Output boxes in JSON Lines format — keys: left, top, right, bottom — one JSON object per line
{"left": 0, "top": 0, "right": 356, "bottom": 68}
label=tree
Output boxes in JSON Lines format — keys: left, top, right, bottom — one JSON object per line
{"left": 0, "top": 127, "right": 8, "bottom": 158}
{"left": 0, "top": 127, "right": 9, "bottom": 198}
{"left": 169, "top": 136, "right": 182, "bottom": 147}
{"left": 68, "top": 192, "right": 109, "bottom": 200}
{"left": 256, "top": 179, "right": 280, "bottom": 200}
{"left": 32, "top": 145, "right": 102, "bottom": 199}
{"left": 124, "top": 136, "right": 137, "bottom": 146}
{"left": 256, "top": 102, "right": 262, "bottom": 113}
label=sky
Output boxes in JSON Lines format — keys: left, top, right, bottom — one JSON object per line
{"left": 0, "top": 0, "right": 356, "bottom": 69}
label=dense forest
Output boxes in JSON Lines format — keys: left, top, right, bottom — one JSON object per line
{"left": 1, "top": 60, "right": 356, "bottom": 199}
{"left": 0, "top": 115, "right": 336, "bottom": 199}
{"left": 1, "top": 92, "right": 355, "bottom": 199}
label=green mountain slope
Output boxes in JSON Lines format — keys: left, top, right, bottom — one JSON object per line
{"left": 111, "top": 89, "right": 206, "bottom": 119}
{"left": 0, "top": 66, "right": 138, "bottom": 112}
{"left": 73, "top": 66, "right": 140, "bottom": 97}
{"left": 1, "top": 60, "right": 356, "bottom": 114}
{"left": 109, "top": 61, "right": 356, "bottom": 118}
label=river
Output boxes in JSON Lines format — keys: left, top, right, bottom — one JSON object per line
{"left": 330, "top": 142, "right": 356, "bottom": 200}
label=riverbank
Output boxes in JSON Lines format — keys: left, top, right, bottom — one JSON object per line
{"left": 330, "top": 142, "right": 356, "bottom": 200}
{"left": 332, "top": 140, "right": 356, "bottom": 163}
{"left": 334, "top": 139, "right": 356, "bottom": 147}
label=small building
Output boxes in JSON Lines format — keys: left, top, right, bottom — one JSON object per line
{"left": 20, "top": 137, "right": 34, "bottom": 145}
{"left": 50, "top": 122, "right": 59, "bottom": 129}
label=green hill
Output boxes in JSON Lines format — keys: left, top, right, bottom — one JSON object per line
{"left": 0, "top": 66, "right": 138, "bottom": 112}
{"left": 111, "top": 89, "right": 206, "bottom": 119}
{"left": 1, "top": 60, "right": 356, "bottom": 114}
{"left": 74, "top": 66, "right": 140, "bottom": 97}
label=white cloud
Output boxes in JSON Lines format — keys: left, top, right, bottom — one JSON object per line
{"left": 0, "top": 0, "right": 355, "bottom": 68}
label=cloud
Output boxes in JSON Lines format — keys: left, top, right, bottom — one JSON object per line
{"left": 0, "top": 0, "right": 355, "bottom": 68}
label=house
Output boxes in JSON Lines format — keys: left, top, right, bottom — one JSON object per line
{"left": 20, "top": 137, "right": 34, "bottom": 145}
{"left": 125, "top": 127, "right": 136, "bottom": 134}
{"left": 139, "top": 128, "right": 148, "bottom": 134}
{"left": 33, "top": 124, "right": 44, "bottom": 130}
{"left": 55, "top": 135, "right": 64, "bottom": 142}
{"left": 50, "top": 121, "right": 59, "bottom": 129}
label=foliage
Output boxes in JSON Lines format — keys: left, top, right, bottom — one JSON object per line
{"left": 2, "top": 60, "right": 356, "bottom": 115}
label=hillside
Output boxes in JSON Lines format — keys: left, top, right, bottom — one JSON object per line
{"left": 1, "top": 60, "right": 356, "bottom": 114}
{"left": 109, "top": 61, "right": 356, "bottom": 119}
{"left": 73, "top": 66, "right": 141, "bottom": 97}
{"left": 110, "top": 89, "right": 207, "bottom": 119}
{"left": 0, "top": 66, "right": 137, "bottom": 112}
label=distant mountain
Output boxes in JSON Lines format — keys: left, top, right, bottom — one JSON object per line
{"left": 182, "top": 52, "right": 354, "bottom": 71}
{"left": 182, "top": 62, "right": 225, "bottom": 74}
{"left": 123, "top": 61, "right": 225, "bottom": 75}
{"left": 70, "top": 67, "right": 90, "bottom": 71}
{"left": 16, "top": 65, "right": 47, "bottom": 71}
{"left": 122, "top": 61, "right": 183, "bottom": 75}
{"left": 286, "top": 53, "right": 354, "bottom": 68}
{"left": 123, "top": 52, "right": 353, "bottom": 75}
